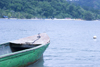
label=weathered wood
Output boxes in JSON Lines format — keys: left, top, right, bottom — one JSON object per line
{"left": 0, "top": 42, "right": 50, "bottom": 67}
{"left": 0, "top": 33, "right": 50, "bottom": 67}
{"left": 10, "top": 33, "right": 50, "bottom": 45}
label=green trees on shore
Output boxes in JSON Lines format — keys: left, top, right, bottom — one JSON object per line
{"left": 69, "top": 0, "right": 100, "bottom": 9}
{"left": 0, "top": 0, "right": 100, "bottom": 20}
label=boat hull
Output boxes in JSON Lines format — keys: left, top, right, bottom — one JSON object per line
{"left": 0, "top": 43, "right": 49, "bottom": 67}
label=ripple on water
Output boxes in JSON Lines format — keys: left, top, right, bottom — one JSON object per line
{"left": 0, "top": 20, "right": 100, "bottom": 67}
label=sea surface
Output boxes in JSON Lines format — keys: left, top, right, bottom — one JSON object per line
{"left": 0, "top": 19, "right": 100, "bottom": 67}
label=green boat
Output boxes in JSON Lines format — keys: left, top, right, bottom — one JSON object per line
{"left": 0, "top": 33, "right": 50, "bottom": 67}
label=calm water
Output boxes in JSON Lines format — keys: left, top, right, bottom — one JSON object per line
{"left": 0, "top": 19, "right": 100, "bottom": 67}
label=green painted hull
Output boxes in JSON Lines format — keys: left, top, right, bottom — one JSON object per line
{"left": 0, "top": 43, "right": 49, "bottom": 67}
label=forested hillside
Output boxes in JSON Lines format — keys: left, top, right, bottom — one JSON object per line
{"left": 68, "top": 0, "right": 100, "bottom": 9}
{"left": 0, "top": 0, "right": 100, "bottom": 20}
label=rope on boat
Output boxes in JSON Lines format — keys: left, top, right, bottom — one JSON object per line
{"left": 32, "top": 33, "right": 41, "bottom": 44}
{"left": 25, "top": 33, "right": 41, "bottom": 44}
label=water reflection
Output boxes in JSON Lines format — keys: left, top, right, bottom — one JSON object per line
{"left": 93, "top": 39, "right": 97, "bottom": 41}
{"left": 27, "top": 57, "right": 44, "bottom": 67}
{"left": 0, "top": 44, "right": 12, "bottom": 55}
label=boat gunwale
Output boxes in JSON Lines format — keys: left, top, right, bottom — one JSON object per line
{"left": 0, "top": 42, "right": 50, "bottom": 59}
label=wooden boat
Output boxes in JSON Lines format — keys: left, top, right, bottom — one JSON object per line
{"left": 0, "top": 33, "right": 50, "bottom": 67}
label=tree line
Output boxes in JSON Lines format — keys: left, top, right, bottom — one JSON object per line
{"left": 68, "top": 0, "right": 100, "bottom": 9}
{"left": 0, "top": 0, "right": 100, "bottom": 20}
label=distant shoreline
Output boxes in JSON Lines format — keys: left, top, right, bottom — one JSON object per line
{"left": 0, "top": 18, "right": 83, "bottom": 20}
{"left": 0, "top": 18, "right": 100, "bottom": 21}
